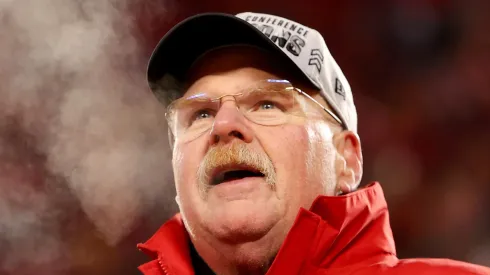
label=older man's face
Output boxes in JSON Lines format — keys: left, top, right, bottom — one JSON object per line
{"left": 171, "top": 46, "right": 340, "bottom": 245}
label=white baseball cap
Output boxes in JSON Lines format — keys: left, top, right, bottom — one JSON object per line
{"left": 147, "top": 12, "right": 358, "bottom": 132}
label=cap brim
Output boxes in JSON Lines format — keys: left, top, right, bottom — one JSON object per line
{"left": 147, "top": 13, "right": 313, "bottom": 87}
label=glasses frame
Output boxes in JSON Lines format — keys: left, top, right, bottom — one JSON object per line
{"left": 292, "top": 87, "right": 344, "bottom": 127}
{"left": 164, "top": 80, "right": 346, "bottom": 141}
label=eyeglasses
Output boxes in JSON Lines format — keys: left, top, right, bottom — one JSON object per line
{"left": 166, "top": 79, "right": 344, "bottom": 143}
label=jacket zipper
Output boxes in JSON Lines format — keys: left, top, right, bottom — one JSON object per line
{"left": 158, "top": 258, "right": 170, "bottom": 275}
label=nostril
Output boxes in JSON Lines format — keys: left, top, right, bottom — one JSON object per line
{"left": 211, "top": 131, "right": 245, "bottom": 145}
{"left": 229, "top": 130, "right": 244, "bottom": 140}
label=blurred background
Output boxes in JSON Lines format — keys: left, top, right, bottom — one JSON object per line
{"left": 0, "top": 0, "right": 489, "bottom": 274}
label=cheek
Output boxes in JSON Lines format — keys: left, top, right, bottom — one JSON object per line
{"left": 257, "top": 123, "right": 336, "bottom": 203}
{"left": 280, "top": 127, "right": 310, "bottom": 163}
{"left": 258, "top": 124, "right": 312, "bottom": 195}
{"left": 264, "top": 124, "right": 309, "bottom": 161}
{"left": 172, "top": 143, "right": 204, "bottom": 203}
{"left": 306, "top": 122, "right": 337, "bottom": 194}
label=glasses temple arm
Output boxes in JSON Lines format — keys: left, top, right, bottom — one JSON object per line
{"left": 296, "top": 89, "right": 345, "bottom": 127}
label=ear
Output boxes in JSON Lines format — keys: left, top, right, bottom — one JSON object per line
{"left": 333, "top": 131, "right": 363, "bottom": 194}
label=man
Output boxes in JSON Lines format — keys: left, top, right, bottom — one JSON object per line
{"left": 137, "top": 12, "right": 490, "bottom": 275}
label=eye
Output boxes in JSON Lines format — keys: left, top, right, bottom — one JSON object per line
{"left": 259, "top": 101, "right": 276, "bottom": 110}
{"left": 253, "top": 100, "right": 287, "bottom": 113}
{"left": 191, "top": 109, "right": 214, "bottom": 123}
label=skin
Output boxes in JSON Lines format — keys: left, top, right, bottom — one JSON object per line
{"left": 171, "top": 46, "right": 363, "bottom": 275}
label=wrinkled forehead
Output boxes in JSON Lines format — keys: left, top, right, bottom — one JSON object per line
{"left": 183, "top": 45, "right": 315, "bottom": 97}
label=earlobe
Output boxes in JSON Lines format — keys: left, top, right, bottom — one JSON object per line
{"left": 333, "top": 131, "right": 363, "bottom": 193}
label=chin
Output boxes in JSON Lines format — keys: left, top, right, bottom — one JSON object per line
{"left": 205, "top": 205, "right": 279, "bottom": 244}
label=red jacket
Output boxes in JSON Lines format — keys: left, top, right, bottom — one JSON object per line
{"left": 137, "top": 182, "right": 490, "bottom": 274}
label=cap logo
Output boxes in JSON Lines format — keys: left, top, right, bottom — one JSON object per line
{"left": 334, "top": 78, "right": 346, "bottom": 100}
{"left": 308, "top": 49, "right": 324, "bottom": 73}
{"left": 243, "top": 15, "right": 308, "bottom": 57}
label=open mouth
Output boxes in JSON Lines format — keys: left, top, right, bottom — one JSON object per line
{"left": 211, "top": 166, "right": 265, "bottom": 185}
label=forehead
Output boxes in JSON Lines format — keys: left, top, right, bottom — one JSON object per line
{"left": 183, "top": 46, "right": 310, "bottom": 97}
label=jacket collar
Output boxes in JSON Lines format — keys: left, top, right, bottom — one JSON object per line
{"left": 310, "top": 181, "right": 397, "bottom": 267}
{"left": 137, "top": 182, "right": 397, "bottom": 273}
{"left": 138, "top": 213, "right": 194, "bottom": 274}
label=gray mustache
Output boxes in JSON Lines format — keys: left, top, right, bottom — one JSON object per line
{"left": 197, "top": 142, "right": 277, "bottom": 192}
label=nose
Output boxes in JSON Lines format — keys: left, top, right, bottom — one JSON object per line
{"left": 209, "top": 101, "right": 254, "bottom": 145}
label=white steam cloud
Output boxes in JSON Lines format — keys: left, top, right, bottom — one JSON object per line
{"left": 0, "top": 0, "right": 178, "bottom": 273}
